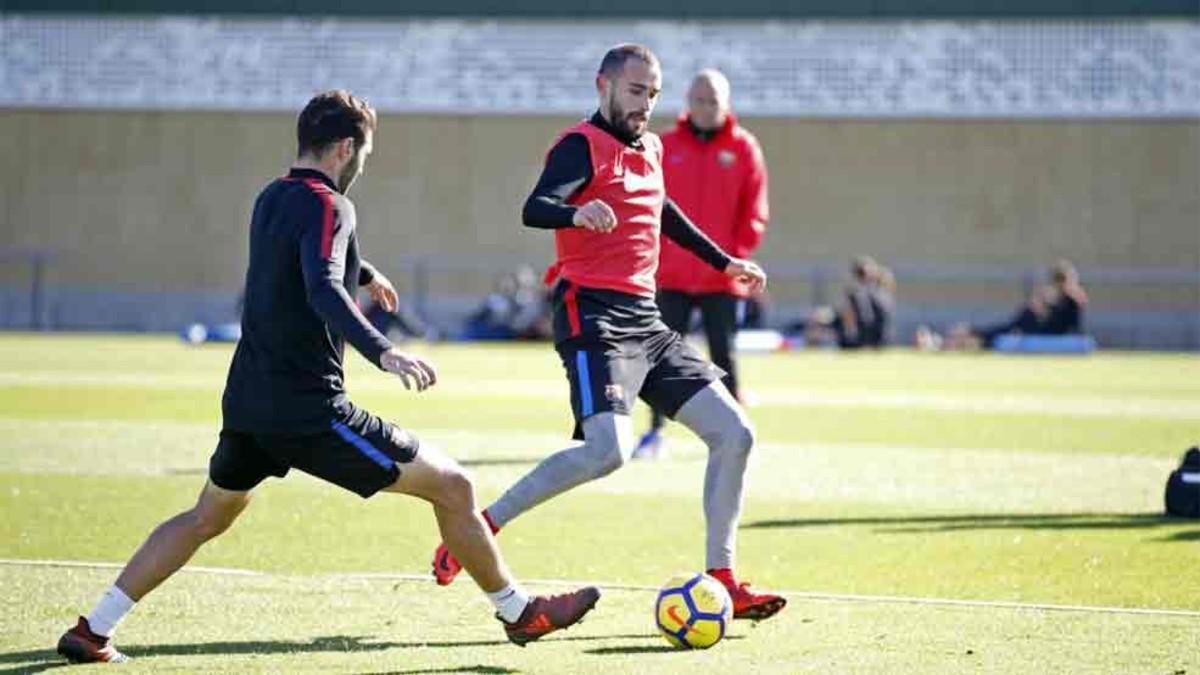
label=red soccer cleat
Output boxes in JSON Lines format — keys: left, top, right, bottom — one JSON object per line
{"left": 56, "top": 617, "right": 128, "bottom": 664}
{"left": 708, "top": 568, "right": 787, "bottom": 621}
{"left": 432, "top": 511, "right": 499, "bottom": 586}
{"left": 431, "top": 542, "right": 463, "bottom": 586}
{"left": 501, "top": 586, "right": 601, "bottom": 646}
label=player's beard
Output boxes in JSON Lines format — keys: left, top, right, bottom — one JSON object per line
{"left": 608, "top": 93, "right": 648, "bottom": 140}
{"left": 337, "top": 148, "right": 365, "bottom": 193}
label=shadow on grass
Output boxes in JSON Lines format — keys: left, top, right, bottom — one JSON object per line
{"left": 1160, "top": 528, "right": 1200, "bottom": 542}
{"left": 360, "top": 662, "right": 520, "bottom": 667}
{"left": 0, "top": 633, "right": 652, "bottom": 673}
{"left": 584, "top": 635, "right": 745, "bottom": 655}
{"left": 742, "top": 512, "right": 1200, "bottom": 536}
{"left": 0, "top": 649, "right": 70, "bottom": 675}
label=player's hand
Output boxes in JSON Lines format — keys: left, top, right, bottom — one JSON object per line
{"left": 380, "top": 349, "right": 438, "bottom": 392}
{"left": 365, "top": 274, "right": 399, "bottom": 313}
{"left": 572, "top": 199, "right": 618, "bottom": 233}
{"left": 725, "top": 258, "right": 767, "bottom": 294}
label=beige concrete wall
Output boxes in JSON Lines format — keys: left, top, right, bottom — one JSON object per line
{"left": 2, "top": 110, "right": 1196, "bottom": 296}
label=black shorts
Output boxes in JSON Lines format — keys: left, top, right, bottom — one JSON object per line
{"left": 557, "top": 329, "right": 723, "bottom": 440}
{"left": 208, "top": 403, "right": 420, "bottom": 498}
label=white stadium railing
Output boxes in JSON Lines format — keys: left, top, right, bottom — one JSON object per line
{"left": 1, "top": 16, "right": 1197, "bottom": 117}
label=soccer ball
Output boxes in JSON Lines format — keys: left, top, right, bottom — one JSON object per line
{"left": 654, "top": 572, "right": 733, "bottom": 649}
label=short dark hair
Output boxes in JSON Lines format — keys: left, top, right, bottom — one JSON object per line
{"left": 296, "top": 90, "right": 377, "bottom": 158}
{"left": 598, "top": 44, "right": 660, "bottom": 80}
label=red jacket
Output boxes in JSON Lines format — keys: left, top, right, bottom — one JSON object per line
{"left": 657, "top": 113, "right": 769, "bottom": 296}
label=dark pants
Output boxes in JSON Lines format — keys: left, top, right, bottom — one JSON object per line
{"left": 977, "top": 308, "right": 1041, "bottom": 348}
{"left": 650, "top": 289, "right": 739, "bottom": 430}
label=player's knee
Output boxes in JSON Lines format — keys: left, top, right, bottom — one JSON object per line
{"left": 717, "top": 416, "right": 755, "bottom": 460}
{"left": 732, "top": 419, "right": 755, "bottom": 457}
{"left": 437, "top": 466, "right": 477, "bottom": 513}
{"left": 596, "top": 442, "right": 628, "bottom": 477}
{"left": 581, "top": 413, "right": 636, "bottom": 478}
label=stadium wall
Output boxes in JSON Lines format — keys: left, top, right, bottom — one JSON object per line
{"left": 4, "top": 111, "right": 1199, "bottom": 274}
{"left": 2, "top": 111, "right": 1196, "bottom": 289}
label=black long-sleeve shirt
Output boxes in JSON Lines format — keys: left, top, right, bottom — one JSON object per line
{"left": 521, "top": 112, "right": 732, "bottom": 273}
{"left": 222, "top": 168, "right": 392, "bottom": 433}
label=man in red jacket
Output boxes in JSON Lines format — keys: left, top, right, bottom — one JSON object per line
{"left": 635, "top": 68, "right": 769, "bottom": 459}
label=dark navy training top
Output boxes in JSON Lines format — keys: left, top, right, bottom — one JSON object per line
{"left": 222, "top": 168, "right": 392, "bottom": 433}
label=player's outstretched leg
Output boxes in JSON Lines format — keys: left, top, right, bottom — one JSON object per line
{"left": 430, "top": 413, "right": 634, "bottom": 586}
{"left": 390, "top": 444, "right": 600, "bottom": 644}
{"left": 57, "top": 482, "right": 252, "bottom": 663}
{"left": 675, "top": 382, "right": 786, "bottom": 621}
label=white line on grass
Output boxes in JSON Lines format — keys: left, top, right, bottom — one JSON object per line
{"left": 5, "top": 372, "right": 1199, "bottom": 419}
{"left": 5, "top": 557, "right": 1199, "bottom": 619}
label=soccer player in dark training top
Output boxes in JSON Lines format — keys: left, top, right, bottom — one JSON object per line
{"left": 429, "top": 45, "right": 786, "bottom": 622}
{"left": 55, "top": 90, "right": 598, "bottom": 665}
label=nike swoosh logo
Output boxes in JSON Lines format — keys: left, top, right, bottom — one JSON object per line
{"left": 667, "top": 605, "right": 701, "bottom": 634}
{"left": 622, "top": 169, "right": 661, "bottom": 194}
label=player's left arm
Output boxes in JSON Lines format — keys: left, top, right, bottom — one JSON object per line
{"left": 662, "top": 200, "right": 766, "bottom": 293}
{"left": 733, "top": 135, "right": 769, "bottom": 259}
{"left": 358, "top": 259, "right": 398, "bottom": 313}
{"left": 298, "top": 198, "right": 393, "bottom": 369}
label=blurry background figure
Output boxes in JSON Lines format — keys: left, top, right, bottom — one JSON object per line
{"left": 739, "top": 291, "right": 767, "bottom": 330}
{"left": 362, "top": 292, "right": 435, "bottom": 341}
{"left": 462, "top": 265, "right": 552, "bottom": 341}
{"left": 796, "top": 255, "right": 895, "bottom": 350}
{"left": 635, "top": 68, "right": 770, "bottom": 460}
{"left": 942, "top": 258, "right": 1088, "bottom": 350}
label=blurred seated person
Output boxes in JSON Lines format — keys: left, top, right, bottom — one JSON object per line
{"left": 944, "top": 258, "right": 1088, "bottom": 350}
{"left": 797, "top": 256, "right": 895, "bottom": 349}
{"left": 463, "top": 265, "right": 552, "bottom": 340}
{"left": 361, "top": 293, "right": 433, "bottom": 341}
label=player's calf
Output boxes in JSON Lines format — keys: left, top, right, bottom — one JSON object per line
{"left": 431, "top": 509, "right": 499, "bottom": 586}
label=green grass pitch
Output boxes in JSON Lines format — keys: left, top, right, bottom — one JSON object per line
{"left": 1, "top": 333, "right": 1198, "bottom": 673}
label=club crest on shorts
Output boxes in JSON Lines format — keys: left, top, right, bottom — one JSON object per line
{"left": 604, "top": 384, "right": 625, "bottom": 404}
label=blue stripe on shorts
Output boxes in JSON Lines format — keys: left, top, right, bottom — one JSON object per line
{"left": 331, "top": 420, "right": 393, "bottom": 471}
{"left": 576, "top": 350, "right": 593, "bottom": 417}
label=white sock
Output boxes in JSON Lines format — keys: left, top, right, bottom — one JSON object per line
{"left": 486, "top": 583, "right": 530, "bottom": 624}
{"left": 86, "top": 585, "right": 136, "bottom": 637}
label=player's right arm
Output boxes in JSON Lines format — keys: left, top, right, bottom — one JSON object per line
{"left": 521, "top": 134, "right": 615, "bottom": 233}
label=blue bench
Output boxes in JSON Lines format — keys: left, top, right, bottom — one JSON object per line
{"left": 992, "top": 334, "right": 1097, "bottom": 354}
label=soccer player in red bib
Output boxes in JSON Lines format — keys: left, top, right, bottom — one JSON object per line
{"left": 430, "top": 45, "right": 786, "bottom": 621}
